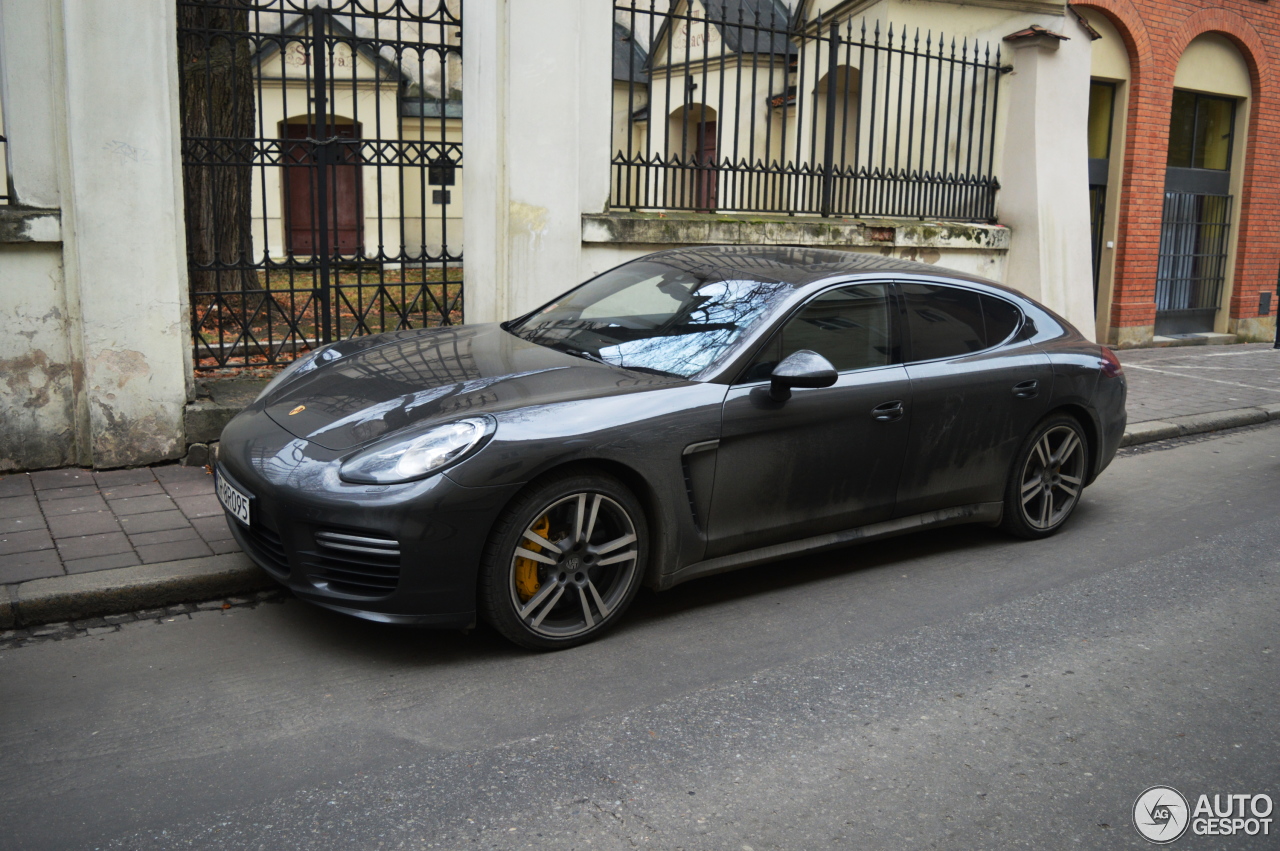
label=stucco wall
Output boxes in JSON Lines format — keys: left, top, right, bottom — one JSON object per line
{"left": 0, "top": 241, "right": 77, "bottom": 472}
{"left": 0, "top": 0, "right": 191, "bottom": 471}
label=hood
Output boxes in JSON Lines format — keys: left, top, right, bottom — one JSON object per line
{"left": 261, "top": 324, "right": 688, "bottom": 451}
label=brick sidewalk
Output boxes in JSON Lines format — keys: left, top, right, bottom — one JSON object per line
{"left": 0, "top": 466, "right": 233, "bottom": 585}
{"left": 1119, "top": 342, "right": 1280, "bottom": 423}
{"left": 2, "top": 341, "right": 1278, "bottom": 590}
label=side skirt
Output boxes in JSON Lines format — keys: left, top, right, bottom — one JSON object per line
{"left": 658, "top": 502, "right": 1004, "bottom": 591}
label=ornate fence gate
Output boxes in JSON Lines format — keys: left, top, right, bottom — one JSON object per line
{"left": 178, "top": 0, "right": 462, "bottom": 369}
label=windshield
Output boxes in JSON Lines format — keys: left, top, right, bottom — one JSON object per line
{"left": 504, "top": 259, "right": 791, "bottom": 378}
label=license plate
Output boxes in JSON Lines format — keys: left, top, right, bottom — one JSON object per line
{"left": 215, "top": 469, "right": 252, "bottom": 527}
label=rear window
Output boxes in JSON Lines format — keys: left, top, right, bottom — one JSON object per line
{"left": 981, "top": 294, "right": 1023, "bottom": 345}
{"left": 901, "top": 284, "right": 1023, "bottom": 362}
{"left": 902, "top": 284, "right": 985, "bottom": 361}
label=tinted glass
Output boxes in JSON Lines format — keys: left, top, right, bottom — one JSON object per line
{"left": 506, "top": 259, "right": 791, "bottom": 378}
{"left": 981, "top": 294, "right": 1022, "bottom": 345}
{"left": 1167, "top": 90, "right": 1236, "bottom": 171}
{"left": 1167, "top": 90, "right": 1196, "bottom": 169}
{"left": 1087, "top": 81, "right": 1115, "bottom": 160}
{"left": 902, "top": 283, "right": 986, "bottom": 362}
{"left": 1194, "top": 96, "right": 1234, "bottom": 170}
{"left": 745, "top": 284, "right": 891, "bottom": 381}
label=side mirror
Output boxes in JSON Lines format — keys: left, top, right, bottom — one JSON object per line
{"left": 769, "top": 349, "right": 837, "bottom": 401}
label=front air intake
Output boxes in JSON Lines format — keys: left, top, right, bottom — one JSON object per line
{"left": 305, "top": 530, "right": 401, "bottom": 597}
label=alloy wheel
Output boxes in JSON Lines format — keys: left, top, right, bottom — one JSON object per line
{"left": 1018, "top": 425, "right": 1086, "bottom": 531}
{"left": 507, "top": 492, "right": 639, "bottom": 639}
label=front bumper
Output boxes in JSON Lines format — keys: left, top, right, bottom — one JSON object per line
{"left": 218, "top": 409, "right": 522, "bottom": 627}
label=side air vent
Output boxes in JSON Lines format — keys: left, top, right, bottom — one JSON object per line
{"left": 243, "top": 520, "right": 290, "bottom": 578}
{"left": 305, "top": 530, "right": 402, "bottom": 597}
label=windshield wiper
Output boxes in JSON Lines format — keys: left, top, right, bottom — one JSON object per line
{"left": 559, "top": 347, "right": 608, "bottom": 366}
{"left": 560, "top": 346, "right": 679, "bottom": 378}
{"left": 616, "top": 364, "right": 680, "bottom": 378}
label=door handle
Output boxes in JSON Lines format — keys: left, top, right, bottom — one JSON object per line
{"left": 1012, "top": 379, "right": 1039, "bottom": 399}
{"left": 871, "top": 400, "right": 905, "bottom": 421}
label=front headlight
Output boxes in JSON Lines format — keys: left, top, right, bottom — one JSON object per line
{"left": 255, "top": 344, "right": 342, "bottom": 403}
{"left": 338, "top": 417, "right": 493, "bottom": 484}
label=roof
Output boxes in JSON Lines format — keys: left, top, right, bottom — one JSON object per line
{"left": 1069, "top": 5, "right": 1103, "bottom": 41}
{"left": 650, "top": 0, "right": 795, "bottom": 69}
{"left": 614, "top": 22, "right": 649, "bottom": 83}
{"left": 1003, "top": 24, "right": 1069, "bottom": 43}
{"left": 252, "top": 11, "right": 410, "bottom": 84}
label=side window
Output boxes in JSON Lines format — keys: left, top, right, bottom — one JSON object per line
{"left": 744, "top": 284, "right": 892, "bottom": 381}
{"left": 980, "top": 294, "right": 1023, "bottom": 345}
{"left": 901, "top": 283, "right": 986, "bottom": 362}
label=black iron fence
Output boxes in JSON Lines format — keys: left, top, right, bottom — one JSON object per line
{"left": 178, "top": 0, "right": 462, "bottom": 369}
{"left": 611, "top": 2, "right": 1005, "bottom": 222}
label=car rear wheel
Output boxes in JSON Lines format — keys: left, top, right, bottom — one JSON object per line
{"left": 1000, "top": 414, "right": 1088, "bottom": 540}
{"left": 478, "top": 471, "right": 647, "bottom": 650}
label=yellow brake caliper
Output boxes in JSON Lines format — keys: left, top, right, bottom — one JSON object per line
{"left": 515, "top": 514, "right": 550, "bottom": 602}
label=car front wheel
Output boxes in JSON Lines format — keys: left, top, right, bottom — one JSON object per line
{"left": 479, "top": 470, "right": 647, "bottom": 650}
{"left": 1000, "top": 414, "right": 1088, "bottom": 539}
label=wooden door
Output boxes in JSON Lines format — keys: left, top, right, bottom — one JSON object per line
{"left": 695, "top": 119, "right": 718, "bottom": 212}
{"left": 282, "top": 122, "right": 363, "bottom": 256}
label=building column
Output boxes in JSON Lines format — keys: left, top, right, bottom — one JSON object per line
{"left": 999, "top": 22, "right": 1097, "bottom": 340}
{"left": 57, "top": 0, "right": 192, "bottom": 467}
{"left": 463, "top": 0, "right": 613, "bottom": 324}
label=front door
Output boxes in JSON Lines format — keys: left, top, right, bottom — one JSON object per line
{"left": 705, "top": 283, "right": 911, "bottom": 557}
{"left": 282, "top": 121, "right": 364, "bottom": 256}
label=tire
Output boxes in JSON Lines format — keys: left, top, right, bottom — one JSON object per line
{"left": 1000, "top": 413, "right": 1089, "bottom": 540}
{"left": 478, "top": 470, "right": 647, "bottom": 650}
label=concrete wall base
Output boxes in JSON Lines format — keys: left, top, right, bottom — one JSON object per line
{"left": 1229, "top": 315, "right": 1277, "bottom": 343}
{"left": 1108, "top": 325, "right": 1156, "bottom": 349}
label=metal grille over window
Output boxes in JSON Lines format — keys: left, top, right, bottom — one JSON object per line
{"left": 611, "top": 1, "right": 1004, "bottom": 221}
{"left": 177, "top": 0, "right": 463, "bottom": 369}
{"left": 1155, "top": 192, "right": 1233, "bottom": 331}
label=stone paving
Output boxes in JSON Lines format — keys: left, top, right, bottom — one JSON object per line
{"left": 1118, "top": 342, "right": 1280, "bottom": 423}
{"left": 1, "top": 341, "right": 1276, "bottom": 588}
{"left": 0, "top": 465, "right": 235, "bottom": 585}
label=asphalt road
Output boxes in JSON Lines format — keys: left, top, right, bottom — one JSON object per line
{"left": 2, "top": 423, "right": 1278, "bottom": 850}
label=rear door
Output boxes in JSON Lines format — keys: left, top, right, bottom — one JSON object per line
{"left": 705, "top": 283, "right": 912, "bottom": 557}
{"left": 893, "top": 282, "right": 1053, "bottom": 517}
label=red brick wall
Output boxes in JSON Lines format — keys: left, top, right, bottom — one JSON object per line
{"left": 1074, "top": 0, "right": 1278, "bottom": 338}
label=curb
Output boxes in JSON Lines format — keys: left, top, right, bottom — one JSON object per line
{"left": 1120, "top": 402, "right": 1280, "bottom": 448}
{"left": 0, "top": 553, "right": 274, "bottom": 629}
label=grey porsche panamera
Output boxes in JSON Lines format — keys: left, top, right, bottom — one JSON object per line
{"left": 216, "top": 246, "right": 1127, "bottom": 649}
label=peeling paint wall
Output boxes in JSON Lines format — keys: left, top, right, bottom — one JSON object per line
{"left": 0, "top": 245, "right": 78, "bottom": 471}
{"left": 579, "top": 213, "right": 1009, "bottom": 296}
{"left": 0, "top": 0, "right": 191, "bottom": 472}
